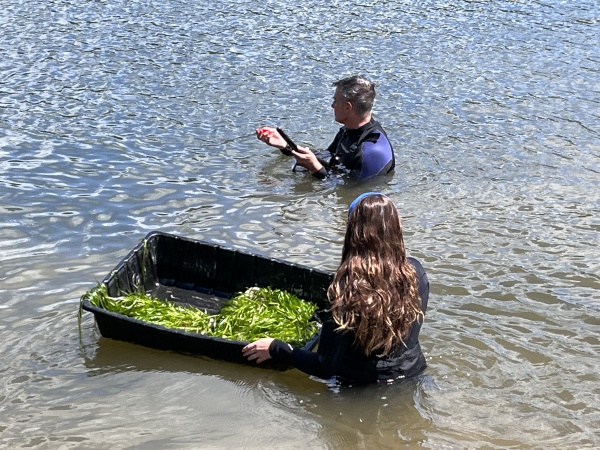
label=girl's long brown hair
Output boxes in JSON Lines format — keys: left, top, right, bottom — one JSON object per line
{"left": 328, "top": 194, "right": 423, "bottom": 356}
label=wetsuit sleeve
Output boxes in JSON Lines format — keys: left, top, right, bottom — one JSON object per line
{"left": 408, "top": 257, "right": 429, "bottom": 314}
{"left": 310, "top": 129, "right": 344, "bottom": 180}
{"left": 359, "top": 132, "right": 395, "bottom": 180}
{"left": 311, "top": 167, "right": 328, "bottom": 179}
{"left": 268, "top": 319, "right": 352, "bottom": 379}
{"left": 401, "top": 257, "right": 429, "bottom": 349}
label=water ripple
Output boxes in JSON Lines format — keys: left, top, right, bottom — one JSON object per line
{"left": 1, "top": 0, "right": 599, "bottom": 448}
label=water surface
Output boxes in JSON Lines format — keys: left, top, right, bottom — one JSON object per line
{"left": 1, "top": 0, "right": 599, "bottom": 448}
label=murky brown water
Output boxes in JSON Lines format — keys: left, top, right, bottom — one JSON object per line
{"left": 1, "top": 0, "right": 599, "bottom": 448}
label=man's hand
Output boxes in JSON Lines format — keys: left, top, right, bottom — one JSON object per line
{"left": 256, "top": 128, "right": 324, "bottom": 174}
{"left": 292, "top": 146, "right": 324, "bottom": 174}
{"left": 256, "top": 127, "right": 286, "bottom": 150}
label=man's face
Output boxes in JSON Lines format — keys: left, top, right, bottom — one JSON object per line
{"left": 331, "top": 89, "right": 351, "bottom": 124}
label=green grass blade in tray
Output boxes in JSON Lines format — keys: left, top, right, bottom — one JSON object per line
{"left": 214, "top": 287, "right": 320, "bottom": 347}
{"left": 81, "top": 284, "right": 320, "bottom": 347}
{"left": 81, "top": 284, "right": 212, "bottom": 333}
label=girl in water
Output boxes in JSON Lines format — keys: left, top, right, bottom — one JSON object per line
{"left": 243, "top": 192, "right": 429, "bottom": 384}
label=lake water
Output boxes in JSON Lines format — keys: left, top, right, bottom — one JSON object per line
{"left": 1, "top": 0, "right": 599, "bottom": 448}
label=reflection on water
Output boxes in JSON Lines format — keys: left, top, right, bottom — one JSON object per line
{"left": 1, "top": 0, "right": 599, "bottom": 448}
{"left": 81, "top": 338, "right": 436, "bottom": 449}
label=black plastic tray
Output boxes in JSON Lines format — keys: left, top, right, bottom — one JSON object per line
{"left": 81, "top": 231, "right": 333, "bottom": 367}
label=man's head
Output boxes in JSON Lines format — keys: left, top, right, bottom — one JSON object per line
{"left": 331, "top": 75, "right": 376, "bottom": 125}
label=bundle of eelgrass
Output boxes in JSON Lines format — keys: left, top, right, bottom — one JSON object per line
{"left": 81, "top": 284, "right": 320, "bottom": 346}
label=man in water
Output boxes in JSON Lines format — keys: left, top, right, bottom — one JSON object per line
{"left": 255, "top": 75, "right": 395, "bottom": 180}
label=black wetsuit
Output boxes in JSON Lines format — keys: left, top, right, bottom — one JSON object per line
{"left": 312, "top": 119, "right": 395, "bottom": 181}
{"left": 268, "top": 257, "right": 429, "bottom": 385}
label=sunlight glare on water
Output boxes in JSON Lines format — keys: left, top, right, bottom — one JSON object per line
{"left": 0, "top": 0, "right": 599, "bottom": 448}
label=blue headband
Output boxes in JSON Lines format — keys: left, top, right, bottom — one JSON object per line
{"left": 348, "top": 192, "right": 386, "bottom": 217}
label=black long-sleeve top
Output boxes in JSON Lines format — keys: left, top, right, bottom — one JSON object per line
{"left": 269, "top": 257, "right": 430, "bottom": 384}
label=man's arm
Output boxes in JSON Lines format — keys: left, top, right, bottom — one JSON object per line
{"left": 291, "top": 146, "right": 325, "bottom": 177}
{"left": 302, "top": 129, "right": 343, "bottom": 179}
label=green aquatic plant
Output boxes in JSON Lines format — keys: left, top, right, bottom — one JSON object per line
{"left": 81, "top": 284, "right": 319, "bottom": 346}
{"left": 82, "top": 284, "right": 212, "bottom": 333}
{"left": 213, "top": 287, "right": 320, "bottom": 346}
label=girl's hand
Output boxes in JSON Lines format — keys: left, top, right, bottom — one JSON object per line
{"left": 242, "top": 338, "right": 275, "bottom": 364}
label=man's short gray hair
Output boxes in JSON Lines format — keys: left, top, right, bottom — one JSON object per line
{"left": 332, "top": 75, "right": 376, "bottom": 117}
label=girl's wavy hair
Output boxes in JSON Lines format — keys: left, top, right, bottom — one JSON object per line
{"left": 328, "top": 194, "right": 423, "bottom": 356}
